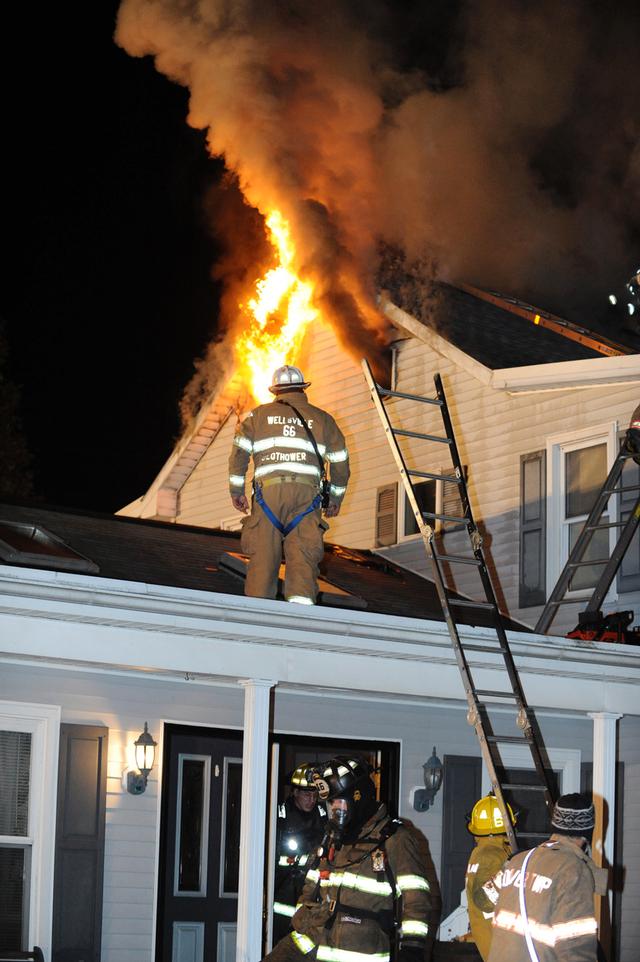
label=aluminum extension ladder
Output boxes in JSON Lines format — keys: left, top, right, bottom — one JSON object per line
{"left": 535, "top": 444, "right": 640, "bottom": 635}
{"left": 362, "top": 359, "right": 555, "bottom": 851}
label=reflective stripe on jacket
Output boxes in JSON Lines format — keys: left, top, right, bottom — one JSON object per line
{"left": 291, "top": 805, "right": 431, "bottom": 962}
{"left": 486, "top": 834, "right": 603, "bottom": 962}
{"left": 228, "top": 393, "right": 350, "bottom": 503}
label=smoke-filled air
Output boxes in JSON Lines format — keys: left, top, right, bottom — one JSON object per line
{"left": 115, "top": 0, "right": 640, "bottom": 416}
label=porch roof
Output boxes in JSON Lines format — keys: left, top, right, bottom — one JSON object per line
{"left": 1, "top": 504, "right": 640, "bottom": 717}
{"left": 0, "top": 502, "right": 527, "bottom": 629}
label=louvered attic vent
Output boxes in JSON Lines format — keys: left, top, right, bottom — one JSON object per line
{"left": 0, "top": 521, "right": 99, "bottom": 574}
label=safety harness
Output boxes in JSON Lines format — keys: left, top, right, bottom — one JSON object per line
{"left": 254, "top": 399, "right": 328, "bottom": 536}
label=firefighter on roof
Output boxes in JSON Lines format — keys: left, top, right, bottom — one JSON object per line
{"left": 262, "top": 755, "right": 432, "bottom": 962}
{"left": 229, "top": 365, "right": 350, "bottom": 605}
{"left": 273, "top": 763, "right": 327, "bottom": 943}
{"left": 464, "top": 794, "right": 514, "bottom": 961}
{"left": 485, "top": 793, "right": 607, "bottom": 962}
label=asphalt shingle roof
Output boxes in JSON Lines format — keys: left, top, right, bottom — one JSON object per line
{"left": 385, "top": 276, "right": 636, "bottom": 369}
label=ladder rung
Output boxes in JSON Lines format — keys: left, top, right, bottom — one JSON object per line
{"left": 607, "top": 484, "right": 640, "bottom": 494}
{"left": 433, "top": 553, "right": 481, "bottom": 566}
{"left": 548, "top": 597, "right": 592, "bottom": 606}
{"left": 517, "top": 832, "right": 550, "bottom": 839}
{"left": 378, "top": 386, "right": 442, "bottom": 405}
{"left": 476, "top": 689, "right": 518, "bottom": 699}
{"left": 449, "top": 598, "right": 495, "bottom": 610}
{"left": 394, "top": 429, "right": 452, "bottom": 446}
{"left": 423, "top": 511, "right": 468, "bottom": 524}
{"left": 586, "top": 520, "right": 626, "bottom": 529}
{"left": 407, "top": 469, "right": 458, "bottom": 482}
{"left": 486, "top": 735, "right": 527, "bottom": 744}
{"left": 501, "top": 783, "right": 548, "bottom": 791}
{"left": 461, "top": 643, "right": 502, "bottom": 652}
{"left": 567, "top": 558, "right": 610, "bottom": 568}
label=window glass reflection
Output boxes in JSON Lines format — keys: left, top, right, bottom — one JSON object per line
{"left": 178, "top": 758, "right": 206, "bottom": 893}
{"left": 222, "top": 760, "right": 242, "bottom": 894}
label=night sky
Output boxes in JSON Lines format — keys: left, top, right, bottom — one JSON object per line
{"left": 4, "top": 3, "right": 224, "bottom": 512}
{"left": 3, "top": 1, "right": 639, "bottom": 515}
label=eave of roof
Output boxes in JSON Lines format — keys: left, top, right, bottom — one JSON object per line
{"left": 1, "top": 562, "right": 639, "bottom": 715}
{"left": 383, "top": 297, "right": 640, "bottom": 394}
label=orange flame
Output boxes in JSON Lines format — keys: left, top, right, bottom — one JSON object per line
{"left": 235, "top": 210, "right": 318, "bottom": 404}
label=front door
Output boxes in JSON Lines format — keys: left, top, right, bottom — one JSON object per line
{"left": 157, "top": 725, "right": 243, "bottom": 962}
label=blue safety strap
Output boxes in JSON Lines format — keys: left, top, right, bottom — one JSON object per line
{"left": 254, "top": 485, "right": 323, "bottom": 537}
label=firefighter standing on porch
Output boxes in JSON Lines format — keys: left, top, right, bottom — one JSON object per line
{"left": 485, "top": 793, "right": 607, "bottom": 962}
{"left": 229, "top": 365, "right": 350, "bottom": 604}
{"left": 464, "top": 794, "right": 514, "bottom": 961}
{"left": 262, "top": 756, "right": 432, "bottom": 962}
{"left": 273, "top": 764, "right": 327, "bottom": 944}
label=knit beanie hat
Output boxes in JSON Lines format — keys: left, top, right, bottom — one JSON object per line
{"left": 551, "top": 793, "right": 595, "bottom": 841}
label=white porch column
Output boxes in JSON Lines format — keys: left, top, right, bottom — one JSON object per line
{"left": 588, "top": 711, "right": 621, "bottom": 960}
{"left": 237, "top": 678, "right": 276, "bottom": 962}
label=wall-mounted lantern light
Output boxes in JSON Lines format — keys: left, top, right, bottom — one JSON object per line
{"left": 413, "top": 746, "right": 444, "bottom": 812}
{"left": 124, "top": 722, "right": 157, "bottom": 795}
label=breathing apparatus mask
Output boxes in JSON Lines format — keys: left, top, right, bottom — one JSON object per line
{"left": 310, "top": 756, "right": 379, "bottom": 850}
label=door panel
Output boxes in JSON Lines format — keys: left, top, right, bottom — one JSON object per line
{"left": 158, "top": 726, "right": 243, "bottom": 962}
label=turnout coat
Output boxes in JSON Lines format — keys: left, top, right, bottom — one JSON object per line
{"left": 289, "top": 805, "right": 432, "bottom": 962}
{"left": 228, "top": 391, "right": 350, "bottom": 602}
{"left": 229, "top": 392, "right": 350, "bottom": 507}
{"left": 485, "top": 834, "right": 607, "bottom": 962}
{"left": 465, "top": 835, "right": 511, "bottom": 960}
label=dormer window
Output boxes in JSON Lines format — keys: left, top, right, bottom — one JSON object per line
{"left": 0, "top": 521, "right": 99, "bottom": 574}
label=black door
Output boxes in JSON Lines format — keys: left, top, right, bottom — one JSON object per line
{"left": 157, "top": 725, "right": 243, "bottom": 962}
{"left": 439, "top": 757, "right": 561, "bottom": 919}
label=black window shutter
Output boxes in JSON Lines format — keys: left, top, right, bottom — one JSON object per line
{"left": 52, "top": 724, "right": 108, "bottom": 962}
{"left": 440, "top": 755, "right": 482, "bottom": 920}
{"left": 618, "top": 435, "right": 640, "bottom": 593}
{"left": 375, "top": 483, "right": 397, "bottom": 547}
{"left": 520, "top": 450, "right": 547, "bottom": 607}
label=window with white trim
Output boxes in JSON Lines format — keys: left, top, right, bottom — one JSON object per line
{"left": 0, "top": 730, "right": 32, "bottom": 950}
{"left": 546, "top": 423, "right": 618, "bottom": 600}
{"left": 0, "top": 702, "right": 60, "bottom": 956}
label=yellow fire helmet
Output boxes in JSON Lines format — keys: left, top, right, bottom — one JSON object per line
{"left": 289, "top": 762, "right": 317, "bottom": 791}
{"left": 467, "top": 794, "right": 516, "bottom": 836}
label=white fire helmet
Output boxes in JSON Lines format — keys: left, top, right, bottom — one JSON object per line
{"left": 269, "top": 365, "right": 311, "bottom": 394}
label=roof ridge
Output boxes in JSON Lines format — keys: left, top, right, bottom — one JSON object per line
{"left": 455, "top": 282, "right": 632, "bottom": 357}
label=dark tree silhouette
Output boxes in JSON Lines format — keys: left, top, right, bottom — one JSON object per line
{"left": 0, "top": 320, "right": 34, "bottom": 501}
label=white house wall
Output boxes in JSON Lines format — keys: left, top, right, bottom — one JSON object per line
{"left": 177, "top": 415, "right": 240, "bottom": 529}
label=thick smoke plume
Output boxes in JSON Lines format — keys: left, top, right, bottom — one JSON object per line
{"left": 115, "top": 0, "right": 640, "bottom": 415}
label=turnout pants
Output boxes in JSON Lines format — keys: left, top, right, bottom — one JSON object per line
{"left": 241, "top": 482, "right": 327, "bottom": 603}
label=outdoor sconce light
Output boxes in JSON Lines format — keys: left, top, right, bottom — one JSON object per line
{"left": 413, "top": 746, "right": 444, "bottom": 812}
{"left": 125, "top": 722, "right": 157, "bottom": 795}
